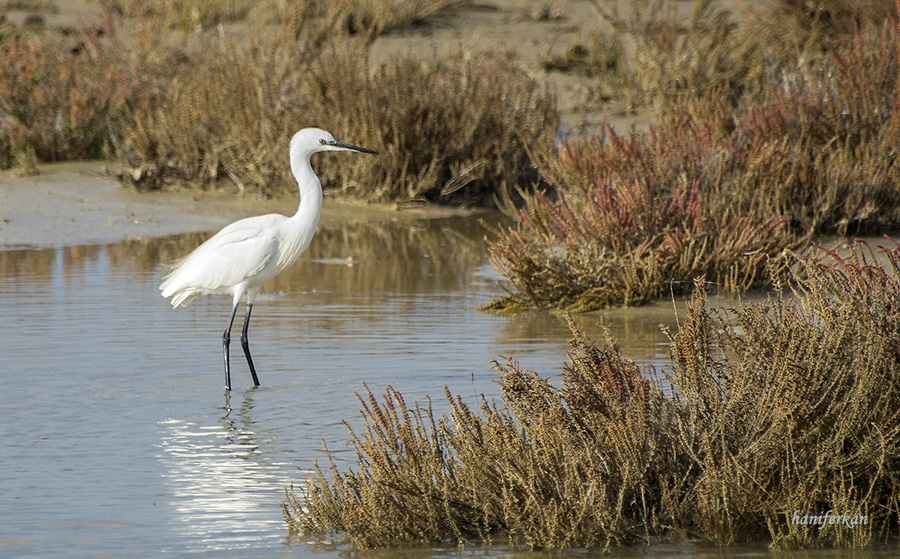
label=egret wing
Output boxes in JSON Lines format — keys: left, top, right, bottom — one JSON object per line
{"left": 160, "top": 216, "right": 282, "bottom": 298}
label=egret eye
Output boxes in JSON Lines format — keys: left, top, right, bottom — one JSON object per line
{"left": 319, "top": 139, "right": 327, "bottom": 145}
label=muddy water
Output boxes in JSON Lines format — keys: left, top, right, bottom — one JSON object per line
{"left": 0, "top": 216, "right": 892, "bottom": 558}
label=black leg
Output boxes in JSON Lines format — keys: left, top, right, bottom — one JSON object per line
{"left": 241, "top": 303, "right": 260, "bottom": 386}
{"left": 223, "top": 303, "right": 240, "bottom": 391}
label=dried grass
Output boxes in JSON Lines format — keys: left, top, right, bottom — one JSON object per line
{"left": 286, "top": 239, "right": 900, "bottom": 549}
{"left": 537, "top": 3, "right": 900, "bottom": 231}
{"left": 103, "top": 0, "right": 467, "bottom": 33}
{"left": 0, "top": 0, "right": 56, "bottom": 12}
{"left": 599, "top": 0, "right": 762, "bottom": 109}
{"left": 664, "top": 239, "right": 900, "bottom": 547}
{"left": 286, "top": 347, "right": 668, "bottom": 548}
{"left": 0, "top": 6, "right": 137, "bottom": 168}
{"left": 111, "top": 20, "right": 556, "bottom": 205}
{"left": 566, "top": 0, "right": 899, "bottom": 117}
{"left": 544, "top": 0, "right": 766, "bottom": 115}
{"left": 333, "top": 0, "right": 470, "bottom": 34}
{"left": 667, "top": 12, "right": 900, "bottom": 235}
{"left": 104, "top": 0, "right": 258, "bottom": 29}
{"left": 0, "top": 0, "right": 547, "bottom": 207}
{"left": 303, "top": 43, "right": 556, "bottom": 205}
{"left": 743, "top": 0, "right": 900, "bottom": 53}
{"left": 109, "top": 9, "right": 333, "bottom": 194}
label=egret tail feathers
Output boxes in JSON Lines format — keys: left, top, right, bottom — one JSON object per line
{"left": 160, "top": 273, "right": 200, "bottom": 308}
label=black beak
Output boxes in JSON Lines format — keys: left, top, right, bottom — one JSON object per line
{"left": 328, "top": 140, "right": 377, "bottom": 154}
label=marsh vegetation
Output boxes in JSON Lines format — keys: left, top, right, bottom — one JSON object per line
{"left": 488, "top": 0, "right": 900, "bottom": 310}
{"left": 3, "top": 0, "right": 900, "bottom": 551}
{"left": 286, "top": 239, "right": 900, "bottom": 549}
{"left": 3, "top": 0, "right": 900, "bottom": 308}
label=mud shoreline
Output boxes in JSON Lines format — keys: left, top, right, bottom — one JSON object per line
{"left": 0, "top": 161, "right": 482, "bottom": 249}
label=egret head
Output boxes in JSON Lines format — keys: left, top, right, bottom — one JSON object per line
{"left": 290, "top": 128, "right": 377, "bottom": 156}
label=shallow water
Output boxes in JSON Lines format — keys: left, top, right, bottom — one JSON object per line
{"left": 0, "top": 217, "right": 894, "bottom": 558}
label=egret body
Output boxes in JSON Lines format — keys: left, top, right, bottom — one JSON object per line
{"left": 159, "top": 128, "right": 376, "bottom": 390}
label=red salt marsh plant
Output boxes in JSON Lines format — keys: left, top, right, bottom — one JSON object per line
{"left": 483, "top": 169, "right": 801, "bottom": 312}
{"left": 487, "top": 9, "right": 900, "bottom": 312}
{"left": 531, "top": 5, "right": 900, "bottom": 237}
{"left": 285, "top": 238, "right": 900, "bottom": 549}
{"left": 664, "top": 10, "right": 900, "bottom": 234}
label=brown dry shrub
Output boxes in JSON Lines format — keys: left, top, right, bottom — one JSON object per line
{"left": 0, "top": 0, "right": 545, "bottom": 207}
{"left": 547, "top": 10, "right": 900, "bottom": 232}
{"left": 573, "top": 0, "right": 899, "bottom": 116}
{"left": 669, "top": 7, "right": 900, "bottom": 234}
{"left": 664, "top": 239, "right": 900, "bottom": 547}
{"left": 303, "top": 42, "right": 557, "bottom": 205}
{"left": 332, "top": 0, "right": 470, "bottom": 34}
{"left": 553, "top": 0, "right": 768, "bottom": 115}
{"left": 618, "top": 0, "right": 761, "bottom": 108}
{"left": 103, "top": 0, "right": 467, "bottom": 33}
{"left": 0, "top": 12, "right": 138, "bottom": 168}
{"left": 113, "top": 24, "right": 557, "bottom": 205}
{"left": 285, "top": 239, "right": 900, "bottom": 549}
{"left": 0, "top": 0, "right": 56, "bottom": 12}
{"left": 104, "top": 0, "right": 258, "bottom": 29}
{"left": 743, "top": 0, "right": 900, "bottom": 53}
{"left": 110, "top": 13, "right": 330, "bottom": 194}
{"left": 286, "top": 332, "right": 672, "bottom": 549}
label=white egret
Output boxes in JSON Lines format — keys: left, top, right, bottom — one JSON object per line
{"left": 159, "top": 128, "right": 376, "bottom": 390}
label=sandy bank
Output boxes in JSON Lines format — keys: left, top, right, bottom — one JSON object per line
{"left": 0, "top": 161, "right": 481, "bottom": 250}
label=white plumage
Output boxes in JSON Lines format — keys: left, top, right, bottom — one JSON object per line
{"left": 160, "top": 128, "right": 376, "bottom": 390}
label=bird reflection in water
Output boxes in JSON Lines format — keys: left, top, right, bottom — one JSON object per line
{"left": 156, "top": 390, "right": 287, "bottom": 552}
